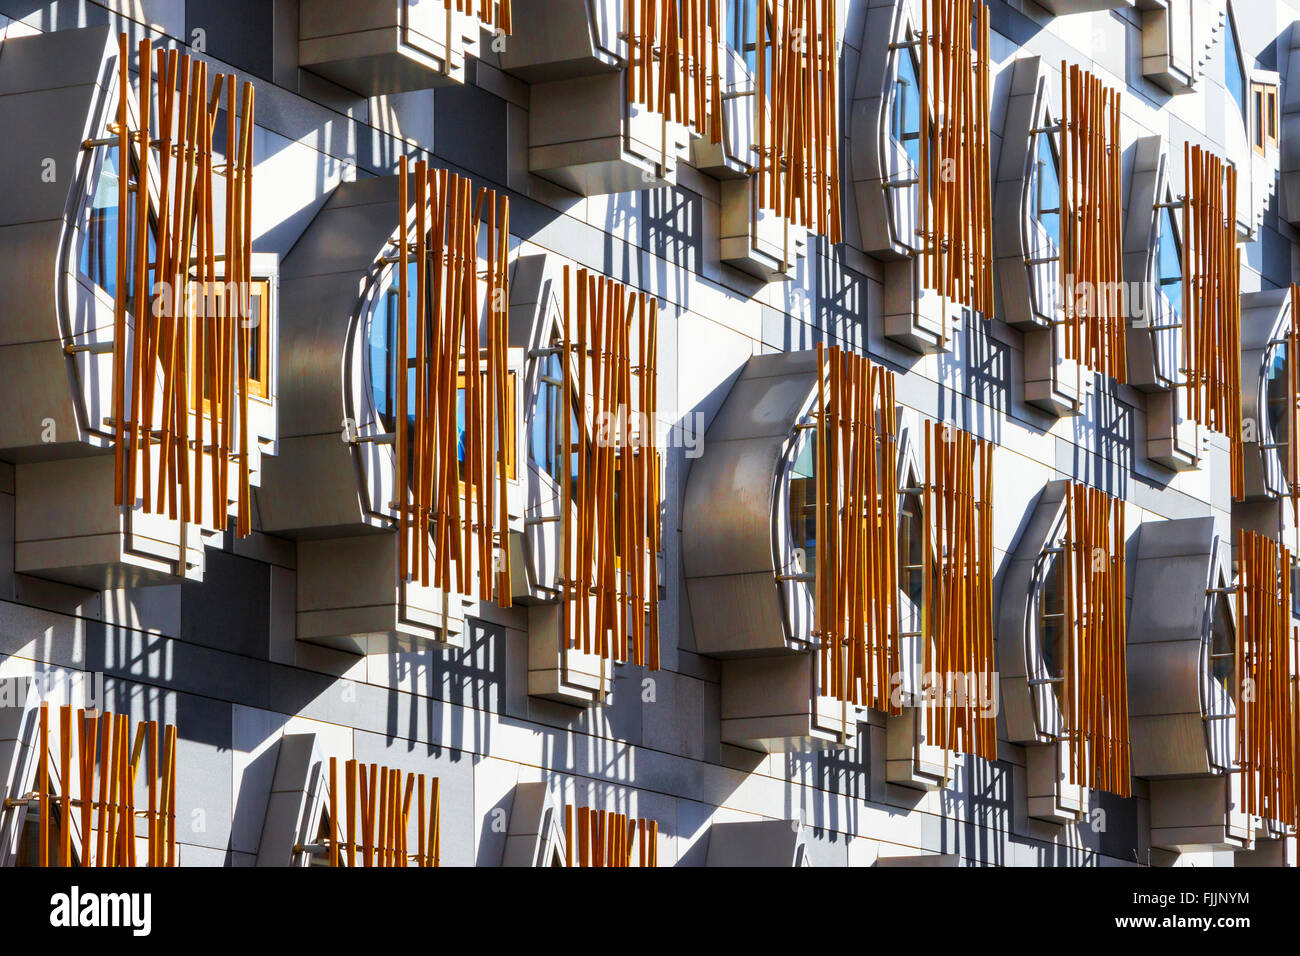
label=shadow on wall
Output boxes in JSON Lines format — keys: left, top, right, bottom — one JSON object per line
{"left": 938, "top": 756, "right": 1013, "bottom": 866}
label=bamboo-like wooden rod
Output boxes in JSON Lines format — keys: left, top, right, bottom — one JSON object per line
{"left": 1057, "top": 62, "right": 1125, "bottom": 382}
{"left": 813, "top": 347, "right": 898, "bottom": 709}
{"left": 105, "top": 34, "right": 257, "bottom": 540}
{"left": 1182, "top": 144, "right": 1243, "bottom": 498}
{"left": 1235, "top": 530, "right": 1298, "bottom": 827}
{"left": 393, "top": 163, "right": 513, "bottom": 607}
{"left": 915, "top": 0, "right": 992, "bottom": 316}
{"left": 30, "top": 706, "right": 178, "bottom": 867}
{"left": 750, "top": 0, "right": 841, "bottom": 242}
{"left": 563, "top": 805, "right": 658, "bottom": 867}
{"left": 624, "top": 0, "right": 724, "bottom": 145}
{"left": 445, "top": 0, "right": 512, "bottom": 32}
{"left": 326, "top": 759, "right": 441, "bottom": 867}
{"left": 1055, "top": 482, "right": 1130, "bottom": 796}
{"left": 556, "top": 267, "right": 661, "bottom": 669}
{"left": 918, "top": 420, "right": 997, "bottom": 761}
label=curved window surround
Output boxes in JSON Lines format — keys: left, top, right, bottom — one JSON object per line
{"left": 787, "top": 428, "right": 816, "bottom": 576}
{"left": 1225, "top": 9, "right": 1247, "bottom": 122}
{"left": 366, "top": 261, "right": 516, "bottom": 483}
{"left": 1264, "top": 340, "right": 1288, "bottom": 461}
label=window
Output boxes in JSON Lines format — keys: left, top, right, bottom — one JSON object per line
{"left": 79, "top": 146, "right": 155, "bottom": 302}
{"left": 367, "top": 262, "right": 516, "bottom": 486}
{"left": 1037, "top": 549, "right": 1066, "bottom": 709}
{"left": 788, "top": 432, "right": 816, "bottom": 576}
{"left": 1031, "top": 129, "right": 1061, "bottom": 249}
{"left": 1251, "top": 79, "right": 1279, "bottom": 155}
{"left": 891, "top": 47, "right": 922, "bottom": 169}
{"left": 1209, "top": 590, "right": 1235, "bottom": 687}
{"left": 1154, "top": 205, "right": 1182, "bottom": 319}
{"left": 1264, "top": 339, "right": 1288, "bottom": 459}
{"left": 188, "top": 277, "right": 274, "bottom": 408}
{"left": 529, "top": 348, "right": 579, "bottom": 487}
{"left": 1225, "top": 12, "right": 1247, "bottom": 121}
{"left": 725, "top": 0, "right": 758, "bottom": 72}
{"left": 899, "top": 489, "right": 924, "bottom": 637}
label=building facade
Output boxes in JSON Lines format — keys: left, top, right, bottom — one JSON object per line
{"left": 0, "top": 0, "right": 1297, "bottom": 867}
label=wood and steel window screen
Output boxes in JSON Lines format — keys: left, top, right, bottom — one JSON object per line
{"left": 1058, "top": 63, "right": 1125, "bottom": 382}
{"left": 1056, "top": 483, "right": 1130, "bottom": 796}
{"left": 394, "top": 157, "right": 513, "bottom": 606}
{"left": 915, "top": 0, "right": 992, "bottom": 318}
{"left": 753, "top": 0, "right": 841, "bottom": 241}
{"left": 102, "top": 35, "right": 258, "bottom": 538}
{"left": 920, "top": 420, "right": 996, "bottom": 761}
{"left": 557, "top": 266, "right": 661, "bottom": 669}
{"left": 814, "top": 345, "right": 898, "bottom": 710}
{"left": 443, "top": 0, "right": 512, "bottom": 32}
{"left": 624, "top": 0, "right": 725, "bottom": 145}
{"left": 28, "top": 704, "right": 178, "bottom": 867}
{"left": 563, "top": 805, "right": 658, "bottom": 866}
{"left": 1234, "top": 531, "right": 1299, "bottom": 828}
{"left": 324, "top": 758, "right": 441, "bottom": 867}
{"left": 1182, "top": 144, "right": 1243, "bottom": 498}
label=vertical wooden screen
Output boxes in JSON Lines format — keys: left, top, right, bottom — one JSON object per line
{"left": 1183, "top": 144, "right": 1243, "bottom": 498}
{"left": 326, "top": 758, "right": 441, "bottom": 867}
{"left": 814, "top": 345, "right": 898, "bottom": 709}
{"left": 624, "top": 0, "right": 724, "bottom": 144}
{"left": 558, "top": 267, "right": 661, "bottom": 669}
{"left": 34, "top": 704, "right": 178, "bottom": 867}
{"left": 1235, "top": 531, "right": 1299, "bottom": 827}
{"left": 445, "top": 0, "right": 512, "bottom": 33}
{"left": 563, "top": 805, "right": 658, "bottom": 867}
{"left": 1059, "top": 483, "right": 1130, "bottom": 796}
{"left": 921, "top": 420, "right": 996, "bottom": 761}
{"left": 755, "top": 0, "right": 841, "bottom": 241}
{"left": 107, "top": 35, "right": 257, "bottom": 537}
{"left": 917, "top": 0, "right": 992, "bottom": 315}
{"left": 395, "top": 158, "right": 512, "bottom": 606}
{"left": 1059, "top": 62, "right": 1125, "bottom": 382}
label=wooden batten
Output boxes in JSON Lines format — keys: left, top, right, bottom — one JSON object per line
{"left": 754, "top": 0, "right": 841, "bottom": 242}
{"left": 624, "top": 0, "right": 724, "bottom": 144}
{"left": 814, "top": 345, "right": 898, "bottom": 709}
{"left": 1234, "top": 531, "right": 1299, "bottom": 828}
{"left": 563, "top": 805, "right": 658, "bottom": 867}
{"left": 1059, "top": 62, "right": 1125, "bottom": 382}
{"left": 1059, "top": 483, "right": 1130, "bottom": 797}
{"left": 921, "top": 420, "right": 997, "bottom": 761}
{"left": 394, "top": 158, "right": 513, "bottom": 606}
{"left": 326, "top": 757, "right": 441, "bottom": 867}
{"left": 33, "top": 704, "right": 177, "bottom": 867}
{"left": 917, "top": 0, "right": 992, "bottom": 318}
{"left": 107, "top": 34, "right": 257, "bottom": 537}
{"left": 557, "top": 266, "right": 661, "bottom": 669}
{"left": 1183, "top": 144, "right": 1244, "bottom": 499}
{"left": 449, "top": 0, "right": 512, "bottom": 32}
